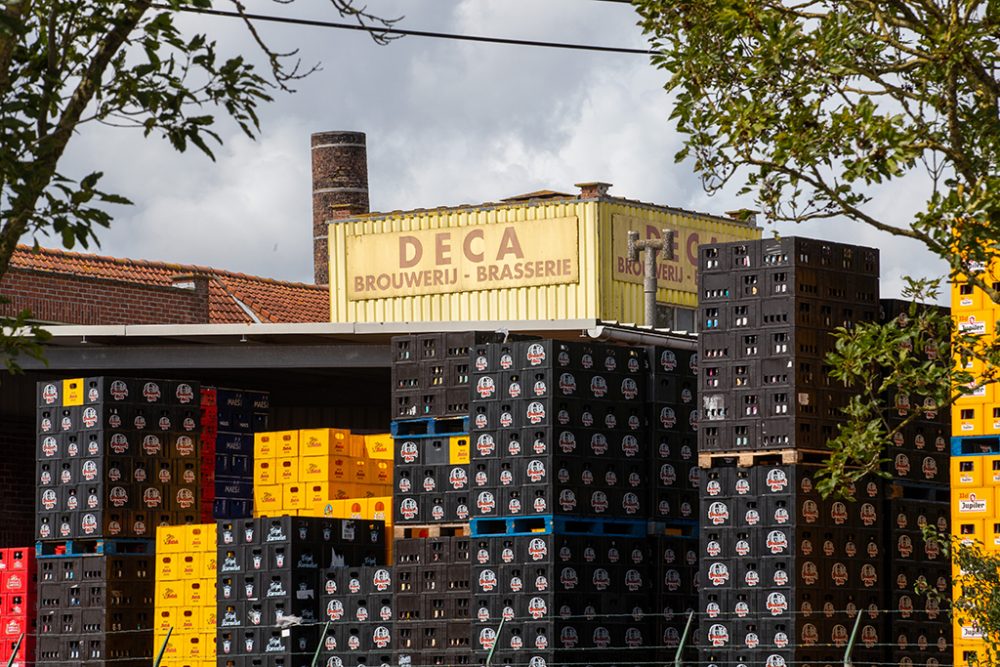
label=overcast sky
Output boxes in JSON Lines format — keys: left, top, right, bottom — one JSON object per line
{"left": 54, "top": 0, "right": 947, "bottom": 299}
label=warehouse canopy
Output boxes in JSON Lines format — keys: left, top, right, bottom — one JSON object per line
{"left": 17, "top": 320, "right": 696, "bottom": 371}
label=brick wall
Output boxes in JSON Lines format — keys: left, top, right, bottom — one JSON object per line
{"left": 0, "top": 269, "right": 209, "bottom": 325}
{"left": 0, "top": 418, "right": 35, "bottom": 547}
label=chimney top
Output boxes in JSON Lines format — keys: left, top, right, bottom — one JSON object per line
{"left": 575, "top": 182, "right": 612, "bottom": 199}
{"left": 330, "top": 203, "right": 364, "bottom": 220}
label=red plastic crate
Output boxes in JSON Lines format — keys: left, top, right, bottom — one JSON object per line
{"left": 1, "top": 571, "right": 30, "bottom": 595}
{"left": 6, "top": 548, "right": 34, "bottom": 573}
{"left": 3, "top": 593, "right": 31, "bottom": 618}
{"left": 200, "top": 386, "right": 217, "bottom": 405}
{"left": 1, "top": 616, "right": 27, "bottom": 639}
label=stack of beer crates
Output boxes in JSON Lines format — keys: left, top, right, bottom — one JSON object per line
{"left": 696, "top": 238, "right": 890, "bottom": 667}
{"left": 36, "top": 377, "right": 202, "bottom": 541}
{"left": 204, "top": 387, "right": 271, "bottom": 521}
{"left": 253, "top": 429, "right": 392, "bottom": 519}
{"left": 648, "top": 345, "right": 701, "bottom": 663}
{"left": 390, "top": 332, "right": 475, "bottom": 666}
{"left": 216, "top": 516, "right": 389, "bottom": 667}
{"left": 950, "top": 258, "right": 1000, "bottom": 666}
{"left": 467, "top": 338, "right": 658, "bottom": 667}
{"left": 0, "top": 547, "right": 36, "bottom": 666}
{"left": 35, "top": 376, "right": 202, "bottom": 666}
{"left": 391, "top": 332, "right": 505, "bottom": 419}
{"left": 154, "top": 524, "right": 218, "bottom": 667}
{"left": 880, "top": 299, "right": 953, "bottom": 667}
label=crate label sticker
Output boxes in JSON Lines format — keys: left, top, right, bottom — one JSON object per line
{"left": 399, "top": 498, "right": 418, "bottom": 520}
{"left": 475, "top": 434, "right": 495, "bottom": 456}
{"left": 622, "top": 492, "right": 640, "bottom": 515}
{"left": 766, "top": 530, "right": 788, "bottom": 554}
{"left": 860, "top": 503, "right": 877, "bottom": 526}
{"left": 707, "top": 624, "right": 730, "bottom": 647}
{"left": 476, "top": 491, "right": 495, "bottom": 514}
{"left": 528, "top": 596, "right": 547, "bottom": 620}
{"left": 476, "top": 376, "right": 495, "bottom": 399}
{"left": 959, "top": 493, "right": 988, "bottom": 513}
{"left": 707, "top": 562, "right": 729, "bottom": 586}
{"left": 960, "top": 315, "right": 987, "bottom": 335}
{"left": 765, "top": 469, "right": 788, "bottom": 492}
{"left": 506, "top": 380, "right": 522, "bottom": 399}
{"left": 142, "top": 382, "right": 162, "bottom": 402}
{"left": 41, "top": 383, "right": 59, "bottom": 405}
{"left": 707, "top": 501, "right": 729, "bottom": 525}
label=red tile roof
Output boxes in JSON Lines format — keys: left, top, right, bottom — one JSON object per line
{"left": 10, "top": 245, "right": 329, "bottom": 324}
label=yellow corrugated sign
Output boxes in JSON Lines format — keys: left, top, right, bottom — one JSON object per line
{"left": 328, "top": 197, "right": 760, "bottom": 323}
{"left": 345, "top": 217, "right": 579, "bottom": 300}
{"left": 610, "top": 214, "right": 755, "bottom": 294}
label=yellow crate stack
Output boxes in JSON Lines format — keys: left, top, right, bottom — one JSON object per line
{"left": 153, "top": 524, "right": 218, "bottom": 667}
{"left": 252, "top": 429, "right": 394, "bottom": 523}
{"left": 951, "top": 260, "right": 1000, "bottom": 666}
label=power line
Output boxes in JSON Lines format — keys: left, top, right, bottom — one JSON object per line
{"left": 151, "top": 4, "right": 654, "bottom": 55}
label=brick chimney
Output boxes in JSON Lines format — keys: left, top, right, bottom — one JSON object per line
{"left": 312, "top": 131, "right": 370, "bottom": 285}
{"left": 575, "top": 181, "right": 612, "bottom": 199}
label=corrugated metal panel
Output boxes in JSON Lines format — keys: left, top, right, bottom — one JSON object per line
{"left": 330, "top": 201, "right": 602, "bottom": 323}
{"left": 597, "top": 201, "right": 761, "bottom": 322}
{"left": 329, "top": 198, "right": 760, "bottom": 324}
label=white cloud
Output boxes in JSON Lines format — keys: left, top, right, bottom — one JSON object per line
{"left": 43, "top": 1, "right": 949, "bottom": 299}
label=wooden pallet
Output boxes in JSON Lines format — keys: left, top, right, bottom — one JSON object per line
{"left": 698, "top": 448, "right": 830, "bottom": 468}
{"left": 393, "top": 522, "right": 470, "bottom": 539}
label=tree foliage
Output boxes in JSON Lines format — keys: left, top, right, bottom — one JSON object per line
{"left": 0, "top": 0, "right": 397, "bottom": 372}
{"left": 634, "top": 0, "right": 999, "bottom": 296}
{"left": 636, "top": 0, "right": 1000, "bottom": 650}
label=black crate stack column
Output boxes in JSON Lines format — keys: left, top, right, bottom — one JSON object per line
{"left": 879, "top": 300, "right": 953, "bottom": 666}
{"left": 393, "top": 535, "right": 471, "bottom": 667}
{"left": 35, "top": 376, "right": 200, "bottom": 666}
{"left": 469, "top": 339, "right": 657, "bottom": 667}
{"left": 36, "top": 550, "right": 155, "bottom": 667}
{"left": 648, "top": 346, "right": 701, "bottom": 665}
{"left": 696, "top": 238, "right": 888, "bottom": 667}
{"left": 216, "top": 515, "right": 389, "bottom": 667}
{"left": 391, "top": 332, "right": 490, "bottom": 667}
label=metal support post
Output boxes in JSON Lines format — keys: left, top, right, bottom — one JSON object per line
{"left": 843, "top": 609, "right": 863, "bottom": 667}
{"left": 673, "top": 610, "right": 695, "bottom": 667}
{"left": 153, "top": 627, "right": 173, "bottom": 667}
{"left": 626, "top": 228, "right": 676, "bottom": 328}
{"left": 312, "top": 622, "right": 331, "bottom": 667}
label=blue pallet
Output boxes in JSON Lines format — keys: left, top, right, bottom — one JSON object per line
{"left": 951, "top": 435, "right": 1000, "bottom": 456}
{"left": 391, "top": 416, "right": 469, "bottom": 438}
{"left": 470, "top": 515, "right": 648, "bottom": 537}
{"left": 35, "top": 538, "right": 153, "bottom": 559}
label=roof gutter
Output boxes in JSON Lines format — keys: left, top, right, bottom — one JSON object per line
{"left": 585, "top": 324, "right": 698, "bottom": 349}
